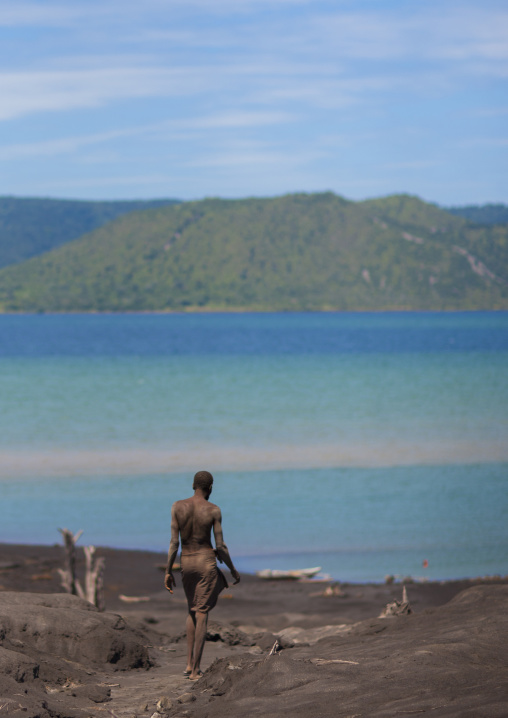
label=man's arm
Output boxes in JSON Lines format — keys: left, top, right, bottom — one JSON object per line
{"left": 212, "top": 507, "right": 240, "bottom": 584}
{"left": 164, "top": 504, "right": 180, "bottom": 593}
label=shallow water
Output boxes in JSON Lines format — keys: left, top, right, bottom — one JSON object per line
{"left": 1, "top": 312, "right": 507, "bottom": 581}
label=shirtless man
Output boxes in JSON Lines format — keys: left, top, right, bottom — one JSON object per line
{"left": 164, "top": 471, "right": 240, "bottom": 680}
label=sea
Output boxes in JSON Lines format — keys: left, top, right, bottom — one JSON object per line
{"left": 1, "top": 312, "right": 507, "bottom": 583}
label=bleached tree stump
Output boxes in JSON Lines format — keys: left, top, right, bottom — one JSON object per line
{"left": 379, "top": 584, "right": 412, "bottom": 617}
{"left": 84, "top": 546, "right": 106, "bottom": 611}
{"left": 57, "top": 528, "right": 105, "bottom": 610}
{"left": 57, "top": 528, "right": 83, "bottom": 596}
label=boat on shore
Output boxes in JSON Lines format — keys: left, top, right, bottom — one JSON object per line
{"left": 256, "top": 566, "right": 322, "bottom": 580}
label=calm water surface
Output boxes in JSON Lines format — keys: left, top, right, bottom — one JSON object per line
{"left": 0, "top": 312, "right": 507, "bottom": 582}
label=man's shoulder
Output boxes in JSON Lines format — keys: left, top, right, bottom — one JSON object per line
{"left": 172, "top": 497, "right": 220, "bottom": 516}
{"left": 172, "top": 497, "right": 193, "bottom": 512}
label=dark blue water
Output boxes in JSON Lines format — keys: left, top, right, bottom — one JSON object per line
{"left": 1, "top": 312, "right": 507, "bottom": 356}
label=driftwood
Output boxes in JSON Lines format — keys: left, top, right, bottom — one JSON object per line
{"left": 119, "top": 594, "right": 150, "bottom": 603}
{"left": 379, "top": 585, "right": 412, "bottom": 617}
{"left": 311, "top": 658, "right": 360, "bottom": 665}
{"left": 265, "top": 640, "right": 282, "bottom": 660}
{"left": 57, "top": 528, "right": 105, "bottom": 610}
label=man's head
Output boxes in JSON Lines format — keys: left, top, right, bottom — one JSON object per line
{"left": 193, "top": 470, "right": 214, "bottom": 495}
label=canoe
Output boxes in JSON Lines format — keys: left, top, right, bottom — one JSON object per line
{"left": 256, "top": 566, "right": 322, "bottom": 580}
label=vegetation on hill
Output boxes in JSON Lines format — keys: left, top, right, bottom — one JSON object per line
{"left": 0, "top": 193, "right": 506, "bottom": 312}
{"left": 0, "top": 197, "right": 180, "bottom": 269}
{"left": 445, "top": 204, "right": 508, "bottom": 225}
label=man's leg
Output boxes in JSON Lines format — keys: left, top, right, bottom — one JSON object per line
{"left": 190, "top": 611, "right": 208, "bottom": 679}
{"left": 185, "top": 612, "right": 196, "bottom": 674}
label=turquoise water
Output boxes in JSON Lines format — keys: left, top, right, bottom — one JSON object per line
{"left": 0, "top": 312, "right": 507, "bottom": 582}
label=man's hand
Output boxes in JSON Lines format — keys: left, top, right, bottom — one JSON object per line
{"left": 164, "top": 572, "right": 175, "bottom": 593}
{"left": 231, "top": 569, "right": 241, "bottom": 585}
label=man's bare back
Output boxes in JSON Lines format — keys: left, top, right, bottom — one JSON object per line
{"left": 164, "top": 471, "right": 240, "bottom": 680}
{"left": 171, "top": 495, "right": 220, "bottom": 554}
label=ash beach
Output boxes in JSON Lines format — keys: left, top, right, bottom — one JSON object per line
{"left": 0, "top": 542, "right": 507, "bottom": 717}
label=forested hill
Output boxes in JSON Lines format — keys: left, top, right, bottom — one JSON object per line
{"left": 445, "top": 204, "right": 508, "bottom": 225}
{"left": 0, "top": 197, "right": 180, "bottom": 269}
{"left": 0, "top": 192, "right": 507, "bottom": 312}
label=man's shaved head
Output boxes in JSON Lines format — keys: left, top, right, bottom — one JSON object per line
{"left": 193, "top": 470, "right": 214, "bottom": 492}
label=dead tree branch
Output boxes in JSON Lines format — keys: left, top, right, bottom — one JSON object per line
{"left": 58, "top": 528, "right": 105, "bottom": 610}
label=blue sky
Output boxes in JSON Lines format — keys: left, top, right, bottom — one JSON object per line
{"left": 0, "top": 0, "right": 506, "bottom": 204}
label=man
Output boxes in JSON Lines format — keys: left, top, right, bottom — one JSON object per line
{"left": 165, "top": 470, "right": 240, "bottom": 680}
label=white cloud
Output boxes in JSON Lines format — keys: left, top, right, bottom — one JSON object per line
{"left": 383, "top": 160, "right": 442, "bottom": 170}
{"left": 0, "top": 0, "right": 505, "bottom": 203}
{"left": 188, "top": 110, "right": 294, "bottom": 129}
{"left": 1, "top": 2, "right": 505, "bottom": 123}
{"left": 185, "top": 138, "right": 324, "bottom": 170}
{"left": 0, "top": 3, "right": 87, "bottom": 26}
{"left": 187, "top": 150, "right": 287, "bottom": 168}
{"left": 0, "top": 128, "right": 139, "bottom": 160}
{"left": 41, "top": 173, "right": 177, "bottom": 190}
{"left": 0, "top": 67, "right": 214, "bottom": 120}
{"left": 432, "top": 9, "right": 508, "bottom": 61}
{"left": 0, "top": 0, "right": 320, "bottom": 28}
{"left": 0, "top": 57, "right": 379, "bottom": 122}
{"left": 0, "top": 111, "right": 295, "bottom": 161}
{"left": 302, "top": 6, "right": 508, "bottom": 70}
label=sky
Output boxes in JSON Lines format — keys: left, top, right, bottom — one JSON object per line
{"left": 0, "top": 0, "right": 506, "bottom": 205}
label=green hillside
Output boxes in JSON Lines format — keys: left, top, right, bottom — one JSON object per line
{"left": 0, "top": 196, "right": 180, "bottom": 269}
{"left": 445, "top": 203, "right": 508, "bottom": 225}
{"left": 0, "top": 192, "right": 507, "bottom": 312}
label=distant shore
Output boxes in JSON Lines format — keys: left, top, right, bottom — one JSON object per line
{"left": 2, "top": 308, "right": 508, "bottom": 315}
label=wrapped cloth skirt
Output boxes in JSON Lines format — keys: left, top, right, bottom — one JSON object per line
{"left": 181, "top": 548, "right": 228, "bottom": 614}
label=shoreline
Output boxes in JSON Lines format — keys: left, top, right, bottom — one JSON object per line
{"left": 1, "top": 541, "right": 507, "bottom": 717}
{"left": 1, "top": 540, "right": 506, "bottom": 601}
{"left": 1, "top": 309, "right": 507, "bottom": 315}
{"left": 1, "top": 541, "right": 507, "bottom": 588}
